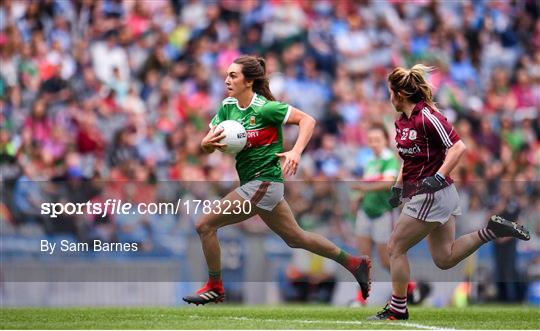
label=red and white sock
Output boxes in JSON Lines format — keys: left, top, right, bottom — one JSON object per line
{"left": 389, "top": 294, "right": 407, "bottom": 314}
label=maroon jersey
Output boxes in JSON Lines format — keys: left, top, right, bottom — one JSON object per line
{"left": 395, "top": 101, "right": 460, "bottom": 198}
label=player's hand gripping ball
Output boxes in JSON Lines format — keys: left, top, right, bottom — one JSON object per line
{"left": 216, "top": 120, "right": 247, "bottom": 155}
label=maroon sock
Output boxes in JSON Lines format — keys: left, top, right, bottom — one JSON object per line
{"left": 389, "top": 294, "right": 407, "bottom": 314}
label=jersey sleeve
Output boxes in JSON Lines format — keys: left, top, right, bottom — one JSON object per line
{"left": 421, "top": 108, "right": 460, "bottom": 148}
{"left": 260, "top": 101, "right": 291, "bottom": 125}
{"left": 209, "top": 104, "right": 227, "bottom": 128}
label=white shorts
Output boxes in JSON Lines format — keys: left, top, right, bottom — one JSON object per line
{"left": 402, "top": 184, "right": 461, "bottom": 224}
{"left": 235, "top": 180, "right": 284, "bottom": 211}
{"left": 355, "top": 210, "right": 394, "bottom": 244}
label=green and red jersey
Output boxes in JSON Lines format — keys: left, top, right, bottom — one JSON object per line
{"left": 361, "top": 148, "right": 400, "bottom": 218}
{"left": 210, "top": 93, "right": 291, "bottom": 184}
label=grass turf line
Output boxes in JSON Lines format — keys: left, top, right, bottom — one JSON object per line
{"left": 1, "top": 305, "right": 538, "bottom": 329}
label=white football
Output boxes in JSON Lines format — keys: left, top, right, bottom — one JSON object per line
{"left": 216, "top": 120, "right": 247, "bottom": 155}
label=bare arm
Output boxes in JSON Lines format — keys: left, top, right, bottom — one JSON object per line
{"left": 352, "top": 178, "right": 396, "bottom": 192}
{"left": 287, "top": 107, "right": 316, "bottom": 155}
{"left": 276, "top": 107, "right": 316, "bottom": 176}
{"left": 395, "top": 163, "right": 403, "bottom": 187}
{"left": 437, "top": 140, "right": 467, "bottom": 177}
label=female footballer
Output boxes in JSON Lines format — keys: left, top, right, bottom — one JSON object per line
{"left": 369, "top": 64, "right": 530, "bottom": 320}
{"left": 183, "top": 55, "right": 371, "bottom": 305}
{"left": 352, "top": 124, "right": 399, "bottom": 303}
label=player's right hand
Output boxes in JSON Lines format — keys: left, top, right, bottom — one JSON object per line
{"left": 275, "top": 150, "right": 300, "bottom": 176}
{"left": 388, "top": 186, "right": 403, "bottom": 208}
{"left": 201, "top": 126, "right": 226, "bottom": 151}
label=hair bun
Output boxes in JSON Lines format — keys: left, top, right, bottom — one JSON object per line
{"left": 257, "top": 57, "right": 266, "bottom": 74}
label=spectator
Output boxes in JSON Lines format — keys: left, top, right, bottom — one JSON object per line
{"left": 90, "top": 29, "right": 129, "bottom": 84}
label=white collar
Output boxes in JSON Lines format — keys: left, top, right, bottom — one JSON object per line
{"left": 236, "top": 93, "right": 257, "bottom": 111}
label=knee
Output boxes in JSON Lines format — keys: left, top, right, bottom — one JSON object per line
{"left": 387, "top": 240, "right": 405, "bottom": 260}
{"left": 195, "top": 219, "right": 215, "bottom": 236}
{"left": 433, "top": 258, "right": 453, "bottom": 270}
{"left": 380, "top": 254, "right": 391, "bottom": 270}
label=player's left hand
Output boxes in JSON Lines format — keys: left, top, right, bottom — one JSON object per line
{"left": 276, "top": 150, "right": 301, "bottom": 176}
{"left": 420, "top": 173, "right": 446, "bottom": 193}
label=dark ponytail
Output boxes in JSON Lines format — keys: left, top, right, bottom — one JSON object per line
{"left": 233, "top": 55, "right": 276, "bottom": 101}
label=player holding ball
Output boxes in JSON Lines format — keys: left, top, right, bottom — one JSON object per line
{"left": 183, "top": 55, "right": 371, "bottom": 305}
{"left": 369, "top": 64, "right": 531, "bottom": 320}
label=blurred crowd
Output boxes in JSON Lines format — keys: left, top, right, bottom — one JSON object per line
{"left": 0, "top": 0, "right": 539, "bottom": 302}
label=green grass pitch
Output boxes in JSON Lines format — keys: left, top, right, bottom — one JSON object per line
{"left": 1, "top": 305, "right": 538, "bottom": 329}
